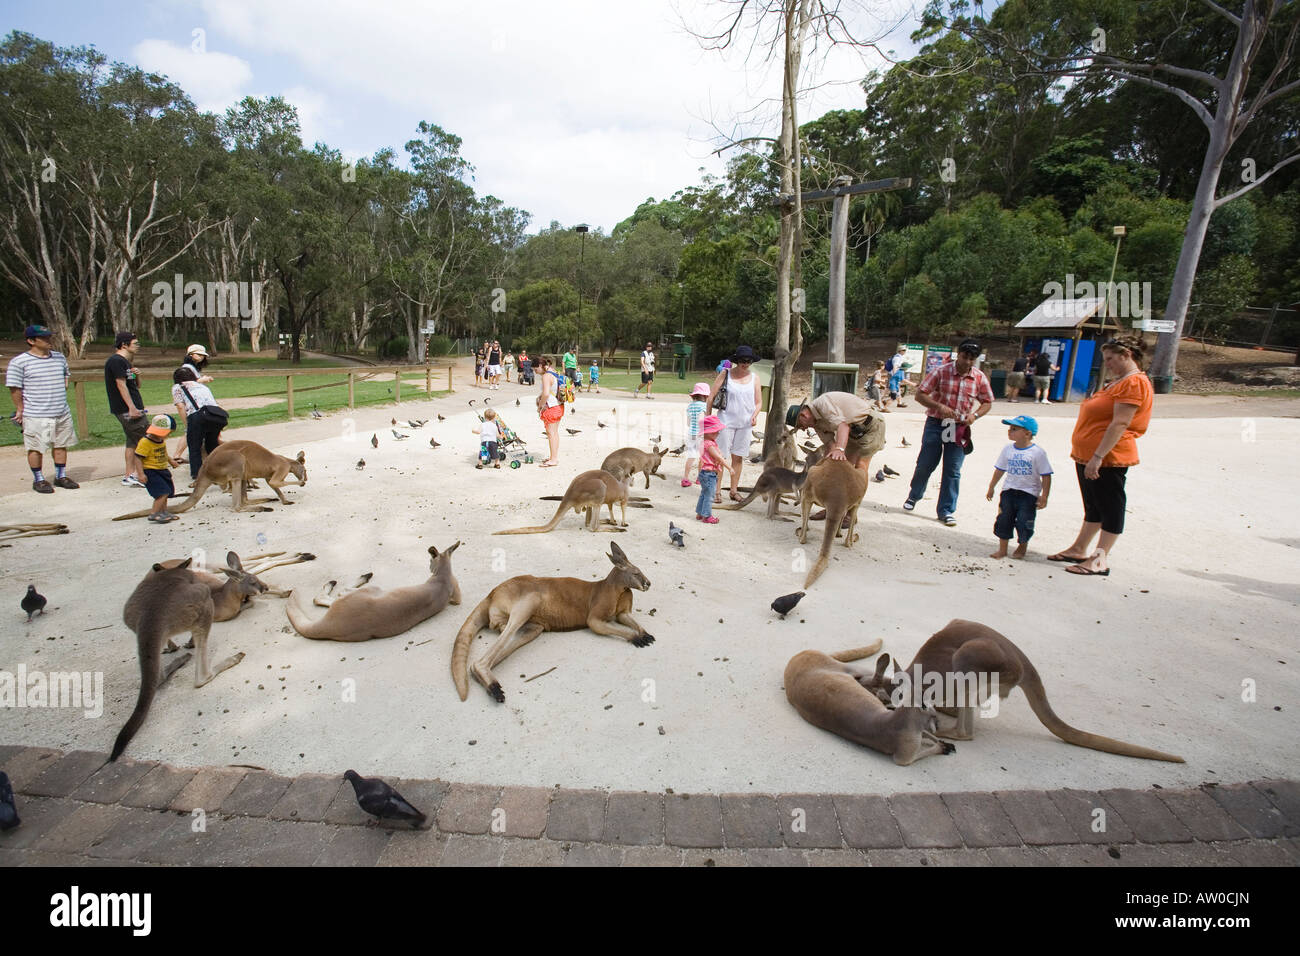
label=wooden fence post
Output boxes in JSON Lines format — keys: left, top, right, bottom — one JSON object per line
{"left": 348, "top": 371, "right": 355, "bottom": 408}
{"left": 286, "top": 375, "right": 294, "bottom": 417}
{"left": 395, "top": 368, "right": 401, "bottom": 403}
{"left": 73, "top": 381, "right": 89, "bottom": 438}
{"left": 448, "top": 366, "right": 453, "bottom": 392}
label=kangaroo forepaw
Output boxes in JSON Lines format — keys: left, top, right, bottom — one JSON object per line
{"left": 183, "top": 638, "right": 195, "bottom": 649}
{"left": 488, "top": 681, "right": 505, "bottom": 703}
{"left": 631, "top": 634, "right": 655, "bottom": 647}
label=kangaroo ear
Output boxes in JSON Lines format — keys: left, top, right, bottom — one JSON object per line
{"left": 177, "top": 557, "right": 193, "bottom": 570}
{"left": 608, "top": 541, "right": 628, "bottom": 565}
{"left": 874, "top": 655, "right": 891, "bottom": 680}
{"left": 226, "top": 551, "right": 242, "bottom": 570}
{"left": 428, "top": 545, "right": 439, "bottom": 557}
{"left": 296, "top": 451, "right": 306, "bottom": 463}
{"left": 445, "top": 540, "right": 462, "bottom": 555}
{"left": 151, "top": 562, "right": 165, "bottom": 572}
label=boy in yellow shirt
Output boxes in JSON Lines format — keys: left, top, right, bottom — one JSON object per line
{"left": 135, "top": 414, "right": 184, "bottom": 523}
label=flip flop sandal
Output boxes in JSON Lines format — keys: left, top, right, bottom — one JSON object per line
{"left": 1065, "top": 564, "right": 1110, "bottom": 576}
{"left": 1047, "top": 554, "right": 1088, "bottom": 562}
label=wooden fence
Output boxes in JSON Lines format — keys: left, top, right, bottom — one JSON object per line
{"left": 67, "top": 363, "right": 455, "bottom": 437}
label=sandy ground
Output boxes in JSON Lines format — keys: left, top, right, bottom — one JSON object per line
{"left": 2, "top": 378, "right": 1297, "bottom": 796}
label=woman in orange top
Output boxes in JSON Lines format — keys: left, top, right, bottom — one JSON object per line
{"left": 1047, "top": 337, "right": 1154, "bottom": 576}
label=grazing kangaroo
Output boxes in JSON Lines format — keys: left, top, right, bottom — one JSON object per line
{"left": 113, "top": 442, "right": 306, "bottom": 520}
{"left": 601, "top": 445, "right": 666, "bottom": 489}
{"left": 797, "top": 459, "right": 868, "bottom": 588}
{"left": 784, "top": 641, "right": 955, "bottom": 765}
{"left": 859, "top": 620, "right": 1186, "bottom": 763}
{"left": 451, "top": 541, "right": 654, "bottom": 702}
{"left": 494, "top": 470, "right": 644, "bottom": 534}
{"left": 110, "top": 559, "right": 245, "bottom": 761}
{"left": 286, "top": 543, "right": 462, "bottom": 641}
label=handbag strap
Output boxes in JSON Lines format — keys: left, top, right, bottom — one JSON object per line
{"left": 178, "top": 382, "right": 201, "bottom": 412}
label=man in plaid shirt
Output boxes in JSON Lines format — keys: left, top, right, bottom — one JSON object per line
{"left": 904, "top": 339, "right": 993, "bottom": 526}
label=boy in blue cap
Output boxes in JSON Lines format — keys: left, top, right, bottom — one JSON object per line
{"left": 986, "top": 414, "right": 1052, "bottom": 559}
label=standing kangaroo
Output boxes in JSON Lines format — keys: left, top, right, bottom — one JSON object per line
{"left": 110, "top": 559, "right": 245, "bottom": 761}
{"left": 113, "top": 442, "right": 306, "bottom": 520}
{"left": 858, "top": 619, "right": 1186, "bottom": 762}
{"left": 494, "top": 470, "right": 643, "bottom": 534}
{"left": 286, "top": 543, "right": 462, "bottom": 641}
{"left": 784, "top": 641, "right": 956, "bottom": 766}
{"left": 601, "top": 445, "right": 666, "bottom": 489}
{"left": 797, "top": 458, "right": 868, "bottom": 588}
{"left": 451, "top": 541, "right": 654, "bottom": 702}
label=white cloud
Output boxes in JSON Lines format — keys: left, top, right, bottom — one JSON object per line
{"left": 131, "top": 37, "right": 253, "bottom": 114}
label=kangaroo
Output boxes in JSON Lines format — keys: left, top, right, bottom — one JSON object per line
{"left": 113, "top": 442, "right": 307, "bottom": 520}
{"left": 451, "top": 541, "right": 653, "bottom": 702}
{"left": 784, "top": 641, "right": 955, "bottom": 765}
{"left": 720, "top": 444, "right": 818, "bottom": 520}
{"left": 0, "top": 523, "right": 69, "bottom": 541}
{"left": 286, "top": 543, "right": 462, "bottom": 641}
{"left": 858, "top": 620, "right": 1186, "bottom": 763}
{"left": 797, "top": 458, "right": 868, "bottom": 588}
{"left": 494, "top": 470, "right": 640, "bottom": 534}
{"left": 110, "top": 559, "right": 245, "bottom": 761}
{"left": 601, "top": 445, "right": 666, "bottom": 489}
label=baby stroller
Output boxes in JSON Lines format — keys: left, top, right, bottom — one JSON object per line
{"left": 519, "top": 358, "right": 535, "bottom": 386}
{"left": 477, "top": 410, "right": 530, "bottom": 466}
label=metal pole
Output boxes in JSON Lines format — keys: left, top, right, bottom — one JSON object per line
{"left": 827, "top": 175, "right": 852, "bottom": 363}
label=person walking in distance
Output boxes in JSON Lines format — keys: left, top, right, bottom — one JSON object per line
{"left": 635, "top": 342, "right": 656, "bottom": 398}
{"left": 903, "top": 339, "right": 994, "bottom": 527}
{"left": 105, "top": 331, "right": 148, "bottom": 488}
{"left": 1033, "top": 349, "right": 1059, "bottom": 404}
{"left": 6, "top": 325, "right": 79, "bottom": 493}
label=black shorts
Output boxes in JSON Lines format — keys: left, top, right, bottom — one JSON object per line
{"left": 117, "top": 411, "right": 149, "bottom": 446}
{"left": 144, "top": 468, "right": 174, "bottom": 500}
{"left": 641, "top": 371, "right": 654, "bottom": 384}
{"left": 1076, "top": 462, "right": 1128, "bottom": 535}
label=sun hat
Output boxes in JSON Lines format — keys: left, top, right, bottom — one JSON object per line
{"left": 690, "top": 382, "right": 710, "bottom": 398}
{"left": 185, "top": 343, "right": 209, "bottom": 358}
{"left": 732, "top": 344, "right": 756, "bottom": 363}
{"left": 699, "top": 414, "right": 723, "bottom": 434}
{"left": 785, "top": 402, "right": 808, "bottom": 428}
{"left": 1001, "top": 415, "right": 1038, "bottom": 436}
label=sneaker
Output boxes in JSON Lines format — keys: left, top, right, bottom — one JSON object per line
{"left": 53, "top": 476, "right": 79, "bottom": 489}
{"left": 941, "top": 514, "right": 957, "bottom": 526}
{"left": 680, "top": 479, "right": 692, "bottom": 487}
{"left": 121, "top": 475, "right": 146, "bottom": 488}
{"left": 33, "top": 479, "right": 53, "bottom": 494}
{"left": 700, "top": 515, "right": 719, "bottom": 524}
{"left": 902, "top": 499, "right": 916, "bottom": 511}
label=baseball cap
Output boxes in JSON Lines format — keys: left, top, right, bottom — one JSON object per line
{"left": 785, "top": 403, "right": 807, "bottom": 428}
{"left": 185, "top": 344, "right": 209, "bottom": 357}
{"left": 114, "top": 331, "right": 137, "bottom": 348}
{"left": 690, "top": 382, "right": 710, "bottom": 398}
{"left": 24, "top": 324, "right": 52, "bottom": 339}
{"left": 699, "top": 414, "right": 723, "bottom": 434}
{"left": 1001, "top": 415, "right": 1038, "bottom": 436}
{"left": 958, "top": 339, "right": 981, "bottom": 355}
{"left": 146, "top": 414, "right": 175, "bottom": 438}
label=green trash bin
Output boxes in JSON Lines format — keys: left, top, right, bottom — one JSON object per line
{"left": 673, "top": 342, "right": 692, "bottom": 379}
{"left": 989, "top": 369, "right": 1007, "bottom": 399}
{"left": 1151, "top": 375, "right": 1173, "bottom": 394}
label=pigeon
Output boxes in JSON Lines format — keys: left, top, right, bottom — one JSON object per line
{"left": 749, "top": 455, "right": 763, "bottom": 465}
{"left": 753, "top": 430, "right": 765, "bottom": 440}
{"left": 343, "top": 770, "right": 425, "bottom": 828}
{"left": 391, "top": 418, "right": 397, "bottom": 426}
{"left": 668, "top": 522, "right": 686, "bottom": 548}
{"left": 0, "top": 771, "right": 18, "bottom": 831}
{"left": 668, "top": 444, "right": 685, "bottom": 455}
{"left": 392, "top": 429, "right": 409, "bottom": 440}
{"left": 371, "top": 434, "right": 379, "bottom": 448}
{"left": 650, "top": 435, "right": 661, "bottom": 444}
{"left": 21, "top": 585, "right": 46, "bottom": 622}
{"left": 771, "top": 591, "right": 805, "bottom": 619}
{"left": 438, "top": 414, "right": 446, "bottom": 421}
{"left": 882, "top": 464, "right": 899, "bottom": 477}
{"left": 901, "top": 437, "right": 911, "bottom": 447}
{"left": 566, "top": 428, "right": 581, "bottom": 436}
{"left": 515, "top": 399, "right": 520, "bottom": 407}
{"left": 429, "top": 437, "right": 440, "bottom": 448}
{"left": 406, "top": 420, "right": 425, "bottom": 428}
{"left": 598, "top": 422, "right": 607, "bottom": 429}
{"left": 356, "top": 459, "right": 366, "bottom": 470}
{"left": 874, "top": 470, "right": 886, "bottom": 482}
{"left": 310, "top": 404, "right": 323, "bottom": 419}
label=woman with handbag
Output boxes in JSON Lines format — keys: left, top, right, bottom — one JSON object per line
{"left": 535, "top": 355, "right": 565, "bottom": 468}
{"left": 172, "top": 366, "right": 227, "bottom": 481}
{"left": 707, "top": 344, "right": 762, "bottom": 503}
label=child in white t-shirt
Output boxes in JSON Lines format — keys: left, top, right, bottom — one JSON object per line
{"left": 986, "top": 415, "right": 1052, "bottom": 559}
{"left": 476, "top": 409, "right": 502, "bottom": 469}
{"left": 681, "top": 383, "right": 709, "bottom": 487}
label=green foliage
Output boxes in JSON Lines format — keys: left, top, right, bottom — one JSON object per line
{"left": 1193, "top": 254, "right": 1259, "bottom": 344}
{"left": 380, "top": 336, "right": 409, "bottom": 358}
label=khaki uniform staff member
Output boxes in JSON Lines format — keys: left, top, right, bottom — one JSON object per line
{"left": 787, "top": 391, "right": 886, "bottom": 524}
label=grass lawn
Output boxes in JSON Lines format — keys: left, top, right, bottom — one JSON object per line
{"left": 585, "top": 371, "right": 698, "bottom": 395}
{"left": 3, "top": 367, "right": 449, "bottom": 450}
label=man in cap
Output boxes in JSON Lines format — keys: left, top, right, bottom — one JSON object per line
{"left": 785, "top": 389, "right": 887, "bottom": 526}
{"left": 5, "top": 325, "right": 79, "bottom": 493}
{"left": 903, "top": 338, "right": 994, "bottom": 526}
{"left": 105, "top": 331, "right": 148, "bottom": 487}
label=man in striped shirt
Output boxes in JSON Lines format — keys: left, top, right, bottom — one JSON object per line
{"left": 903, "top": 339, "right": 992, "bottom": 526}
{"left": 5, "top": 325, "right": 79, "bottom": 493}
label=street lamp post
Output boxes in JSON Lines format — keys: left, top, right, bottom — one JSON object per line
{"left": 574, "top": 225, "right": 588, "bottom": 357}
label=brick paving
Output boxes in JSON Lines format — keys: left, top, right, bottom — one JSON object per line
{"left": 0, "top": 746, "right": 1296, "bottom": 866}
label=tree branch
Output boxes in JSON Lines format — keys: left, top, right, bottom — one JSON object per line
{"left": 1199, "top": 0, "right": 1242, "bottom": 28}
{"left": 1107, "top": 70, "right": 1215, "bottom": 128}
{"left": 1214, "top": 151, "right": 1300, "bottom": 207}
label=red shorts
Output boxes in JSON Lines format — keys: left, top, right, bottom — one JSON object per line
{"left": 541, "top": 404, "right": 564, "bottom": 424}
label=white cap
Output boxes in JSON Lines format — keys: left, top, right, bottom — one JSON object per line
{"left": 186, "top": 344, "right": 209, "bottom": 357}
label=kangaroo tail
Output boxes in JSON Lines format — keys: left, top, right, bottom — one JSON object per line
{"left": 537, "top": 496, "right": 564, "bottom": 501}
{"left": 451, "top": 595, "right": 493, "bottom": 700}
{"left": 717, "top": 489, "right": 762, "bottom": 511}
{"left": 831, "top": 639, "right": 883, "bottom": 663}
{"left": 493, "top": 500, "right": 569, "bottom": 535}
{"left": 1018, "top": 658, "right": 1185, "bottom": 762}
{"left": 110, "top": 645, "right": 161, "bottom": 761}
{"left": 113, "top": 477, "right": 211, "bottom": 520}
{"left": 803, "top": 507, "right": 843, "bottom": 588}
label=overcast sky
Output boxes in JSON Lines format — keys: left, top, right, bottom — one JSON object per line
{"left": 4, "top": 0, "right": 924, "bottom": 232}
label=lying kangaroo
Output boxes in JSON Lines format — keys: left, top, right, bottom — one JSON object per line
{"left": 286, "top": 543, "right": 462, "bottom": 641}
{"left": 784, "top": 641, "right": 956, "bottom": 766}
{"left": 113, "top": 442, "right": 307, "bottom": 520}
{"left": 452, "top": 541, "right": 654, "bottom": 702}
{"left": 797, "top": 459, "right": 868, "bottom": 588}
{"left": 859, "top": 619, "right": 1186, "bottom": 763}
{"left": 110, "top": 558, "right": 245, "bottom": 761}
{"left": 601, "top": 445, "right": 666, "bottom": 489}
{"left": 494, "top": 470, "right": 644, "bottom": 534}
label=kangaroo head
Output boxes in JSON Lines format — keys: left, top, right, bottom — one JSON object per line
{"left": 428, "top": 541, "right": 462, "bottom": 573}
{"left": 291, "top": 454, "right": 307, "bottom": 483}
{"left": 607, "top": 542, "right": 651, "bottom": 591}
{"left": 220, "top": 565, "right": 269, "bottom": 598}
{"left": 650, "top": 447, "right": 665, "bottom": 475}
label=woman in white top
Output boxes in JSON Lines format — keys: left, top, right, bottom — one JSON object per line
{"left": 172, "top": 365, "right": 224, "bottom": 480}
{"left": 707, "top": 344, "right": 762, "bottom": 502}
